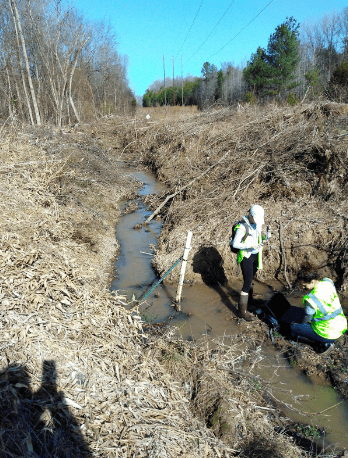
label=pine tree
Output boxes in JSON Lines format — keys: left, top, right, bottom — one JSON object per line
{"left": 215, "top": 69, "right": 224, "bottom": 100}
{"left": 326, "top": 62, "right": 348, "bottom": 102}
{"left": 243, "top": 47, "right": 275, "bottom": 95}
{"left": 201, "top": 62, "right": 218, "bottom": 80}
{"left": 266, "top": 17, "right": 301, "bottom": 94}
{"left": 243, "top": 17, "right": 300, "bottom": 97}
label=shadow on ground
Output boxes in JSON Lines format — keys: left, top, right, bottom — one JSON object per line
{"left": 0, "top": 360, "right": 92, "bottom": 457}
{"left": 192, "top": 245, "right": 239, "bottom": 316}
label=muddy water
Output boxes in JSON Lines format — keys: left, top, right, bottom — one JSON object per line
{"left": 110, "top": 168, "right": 165, "bottom": 301}
{"left": 252, "top": 345, "right": 348, "bottom": 449}
{"left": 110, "top": 165, "right": 348, "bottom": 451}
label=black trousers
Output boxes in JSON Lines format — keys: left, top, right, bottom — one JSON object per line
{"left": 241, "top": 253, "right": 258, "bottom": 293}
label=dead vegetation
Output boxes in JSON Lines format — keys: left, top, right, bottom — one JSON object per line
{"left": 124, "top": 103, "right": 348, "bottom": 294}
{"left": 0, "top": 113, "right": 345, "bottom": 457}
{"left": 0, "top": 120, "right": 243, "bottom": 457}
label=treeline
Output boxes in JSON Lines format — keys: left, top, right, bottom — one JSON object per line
{"left": 0, "top": 0, "right": 135, "bottom": 126}
{"left": 143, "top": 8, "right": 348, "bottom": 108}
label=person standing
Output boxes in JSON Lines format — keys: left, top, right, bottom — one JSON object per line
{"left": 290, "top": 269, "right": 347, "bottom": 352}
{"left": 232, "top": 204, "right": 266, "bottom": 321}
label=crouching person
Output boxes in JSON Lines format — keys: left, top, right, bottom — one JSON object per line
{"left": 291, "top": 269, "right": 347, "bottom": 353}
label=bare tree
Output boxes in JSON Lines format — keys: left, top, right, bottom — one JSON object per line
{"left": 0, "top": 0, "right": 133, "bottom": 125}
{"left": 8, "top": 0, "right": 41, "bottom": 124}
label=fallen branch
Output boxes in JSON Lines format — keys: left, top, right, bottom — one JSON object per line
{"left": 232, "top": 163, "right": 266, "bottom": 199}
{"left": 144, "top": 149, "right": 231, "bottom": 224}
{"left": 301, "top": 86, "right": 310, "bottom": 103}
{"left": 279, "top": 219, "right": 291, "bottom": 289}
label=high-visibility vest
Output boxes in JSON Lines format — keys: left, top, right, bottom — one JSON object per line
{"left": 303, "top": 278, "right": 347, "bottom": 340}
{"left": 234, "top": 222, "right": 263, "bottom": 269}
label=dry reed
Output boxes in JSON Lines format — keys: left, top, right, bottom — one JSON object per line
{"left": 122, "top": 102, "right": 348, "bottom": 292}
{"left": 0, "top": 115, "right": 341, "bottom": 457}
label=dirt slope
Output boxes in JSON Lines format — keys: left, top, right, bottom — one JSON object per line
{"left": 124, "top": 103, "right": 348, "bottom": 293}
{"left": 0, "top": 115, "right": 343, "bottom": 457}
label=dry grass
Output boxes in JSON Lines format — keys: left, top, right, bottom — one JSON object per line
{"left": 0, "top": 122, "right": 232, "bottom": 457}
{"left": 0, "top": 115, "right": 342, "bottom": 457}
{"left": 138, "top": 105, "right": 199, "bottom": 123}
{"left": 120, "top": 102, "right": 348, "bottom": 292}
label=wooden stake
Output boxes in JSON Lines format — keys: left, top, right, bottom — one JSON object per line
{"left": 175, "top": 231, "right": 192, "bottom": 309}
{"left": 279, "top": 219, "right": 291, "bottom": 289}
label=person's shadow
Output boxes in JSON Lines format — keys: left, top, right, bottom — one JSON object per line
{"left": 0, "top": 360, "right": 92, "bottom": 457}
{"left": 192, "top": 245, "right": 239, "bottom": 316}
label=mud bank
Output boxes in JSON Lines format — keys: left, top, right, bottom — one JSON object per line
{"left": 1, "top": 115, "right": 346, "bottom": 457}
{"left": 117, "top": 103, "right": 348, "bottom": 409}
{"left": 121, "top": 103, "right": 348, "bottom": 294}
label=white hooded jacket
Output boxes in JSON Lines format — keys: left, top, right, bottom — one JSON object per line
{"left": 232, "top": 215, "right": 262, "bottom": 259}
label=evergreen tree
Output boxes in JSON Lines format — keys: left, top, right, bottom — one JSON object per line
{"left": 201, "top": 62, "right": 217, "bottom": 80}
{"left": 326, "top": 62, "right": 348, "bottom": 102}
{"left": 243, "top": 17, "right": 300, "bottom": 97}
{"left": 215, "top": 69, "right": 224, "bottom": 100}
{"left": 243, "top": 47, "right": 274, "bottom": 95}
{"left": 266, "top": 16, "right": 301, "bottom": 94}
{"left": 330, "top": 62, "right": 348, "bottom": 86}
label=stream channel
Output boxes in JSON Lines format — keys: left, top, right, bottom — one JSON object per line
{"left": 110, "top": 164, "right": 348, "bottom": 452}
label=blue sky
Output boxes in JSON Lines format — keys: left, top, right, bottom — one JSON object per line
{"left": 72, "top": 0, "right": 347, "bottom": 97}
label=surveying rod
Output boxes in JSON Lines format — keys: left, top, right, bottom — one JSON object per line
{"left": 175, "top": 231, "right": 193, "bottom": 303}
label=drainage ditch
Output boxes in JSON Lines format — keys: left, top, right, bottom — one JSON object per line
{"left": 110, "top": 163, "right": 348, "bottom": 452}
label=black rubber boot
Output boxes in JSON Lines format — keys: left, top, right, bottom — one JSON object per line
{"left": 316, "top": 342, "right": 335, "bottom": 354}
{"left": 238, "top": 293, "right": 255, "bottom": 321}
{"left": 296, "top": 335, "right": 313, "bottom": 344}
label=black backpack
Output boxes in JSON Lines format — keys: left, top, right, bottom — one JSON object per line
{"left": 229, "top": 220, "right": 250, "bottom": 254}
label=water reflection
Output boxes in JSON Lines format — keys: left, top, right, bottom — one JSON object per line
{"left": 192, "top": 245, "right": 239, "bottom": 316}
{"left": 253, "top": 348, "right": 348, "bottom": 450}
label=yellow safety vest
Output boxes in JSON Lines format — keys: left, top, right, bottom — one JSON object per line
{"left": 234, "top": 223, "right": 263, "bottom": 269}
{"left": 303, "top": 278, "right": 347, "bottom": 340}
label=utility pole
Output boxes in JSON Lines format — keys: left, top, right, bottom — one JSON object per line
{"left": 172, "top": 56, "right": 175, "bottom": 106}
{"left": 163, "top": 55, "right": 166, "bottom": 106}
{"left": 181, "top": 55, "right": 183, "bottom": 106}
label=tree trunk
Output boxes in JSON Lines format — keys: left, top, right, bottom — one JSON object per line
{"left": 6, "top": 68, "right": 14, "bottom": 117}
{"left": 68, "top": 37, "right": 89, "bottom": 124}
{"left": 7, "top": 1, "right": 35, "bottom": 125}
{"left": 9, "top": 0, "right": 41, "bottom": 125}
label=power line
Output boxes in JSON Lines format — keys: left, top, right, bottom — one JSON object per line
{"left": 210, "top": 0, "right": 276, "bottom": 58}
{"left": 186, "top": 0, "right": 236, "bottom": 63}
{"left": 175, "top": 0, "right": 204, "bottom": 59}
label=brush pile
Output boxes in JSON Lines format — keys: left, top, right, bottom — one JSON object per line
{"left": 126, "top": 103, "right": 348, "bottom": 291}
